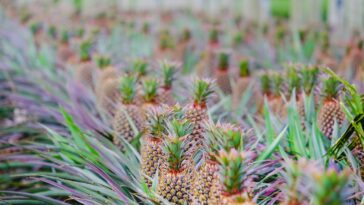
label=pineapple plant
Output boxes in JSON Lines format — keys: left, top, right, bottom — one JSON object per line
{"left": 141, "top": 107, "right": 167, "bottom": 187}
{"left": 214, "top": 51, "right": 232, "bottom": 94}
{"left": 76, "top": 39, "right": 95, "bottom": 89}
{"left": 185, "top": 79, "right": 215, "bottom": 154}
{"left": 157, "top": 119, "right": 193, "bottom": 205}
{"left": 158, "top": 61, "right": 177, "bottom": 105}
{"left": 232, "top": 58, "right": 251, "bottom": 111}
{"left": 112, "top": 75, "right": 145, "bottom": 149}
{"left": 318, "top": 77, "right": 345, "bottom": 138}
{"left": 156, "top": 29, "right": 176, "bottom": 60}
{"left": 210, "top": 149, "right": 255, "bottom": 205}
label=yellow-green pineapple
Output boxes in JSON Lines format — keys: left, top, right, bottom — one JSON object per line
{"left": 112, "top": 75, "right": 144, "bottom": 149}
{"left": 185, "top": 79, "right": 215, "bottom": 154}
{"left": 318, "top": 77, "right": 345, "bottom": 138}
{"left": 141, "top": 107, "right": 166, "bottom": 187}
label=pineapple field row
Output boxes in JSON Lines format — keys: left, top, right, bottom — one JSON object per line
{"left": 0, "top": 1, "right": 364, "bottom": 205}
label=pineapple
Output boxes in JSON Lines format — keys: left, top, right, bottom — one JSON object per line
{"left": 350, "top": 137, "right": 364, "bottom": 179}
{"left": 141, "top": 107, "right": 167, "bottom": 187}
{"left": 158, "top": 61, "right": 177, "bottom": 105}
{"left": 232, "top": 58, "right": 251, "bottom": 111}
{"left": 211, "top": 149, "right": 255, "bottom": 205}
{"left": 193, "top": 123, "right": 244, "bottom": 205}
{"left": 157, "top": 119, "right": 193, "bottom": 205}
{"left": 318, "top": 77, "right": 345, "bottom": 138}
{"left": 155, "top": 29, "right": 175, "bottom": 60}
{"left": 214, "top": 51, "right": 232, "bottom": 94}
{"left": 185, "top": 79, "right": 215, "bottom": 154}
{"left": 112, "top": 75, "right": 144, "bottom": 149}
{"left": 98, "top": 78, "right": 120, "bottom": 117}
{"left": 76, "top": 40, "right": 95, "bottom": 89}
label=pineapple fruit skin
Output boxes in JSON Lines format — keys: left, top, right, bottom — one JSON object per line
{"left": 157, "top": 171, "right": 192, "bottom": 205}
{"left": 192, "top": 161, "right": 219, "bottom": 205}
{"left": 318, "top": 100, "right": 345, "bottom": 138}
{"left": 158, "top": 88, "right": 175, "bottom": 106}
{"left": 220, "top": 193, "right": 256, "bottom": 205}
{"left": 97, "top": 78, "right": 120, "bottom": 117}
{"left": 352, "top": 137, "right": 364, "bottom": 179}
{"left": 141, "top": 137, "right": 163, "bottom": 187}
{"left": 185, "top": 105, "right": 208, "bottom": 154}
{"left": 76, "top": 61, "right": 95, "bottom": 89}
{"left": 112, "top": 104, "right": 144, "bottom": 148}
{"left": 215, "top": 70, "right": 232, "bottom": 94}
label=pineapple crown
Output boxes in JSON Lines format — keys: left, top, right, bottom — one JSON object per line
{"left": 312, "top": 169, "right": 350, "bottom": 205}
{"left": 301, "top": 66, "right": 319, "bottom": 93}
{"left": 218, "top": 149, "right": 247, "bottom": 195}
{"left": 95, "top": 55, "right": 111, "bottom": 69}
{"left": 192, "top": 79, "right": 215, "bottom": 107}
{"left": 48, "top": 25, "right": 57, "bottom": 39}
{"left": 30, "top": 22, "right": 42, "bottom": 35}
{"left": 142, "top": 78, "right": 159, "bottom": 103}
{"left": 61, "top": 30, "right": 69, "bottom": 44}
{"left": 146, "top": 107, "right": 167, "bottom": 138}
{"left": 209, "top": 28, "right": 219, "bottom": 43}
{"left": 239, "top": 59, "right": 250, "bottom": 77}
{"left": 260, "top": 74, "right": 271, "bottom": 95}
{"left": 161, "top": 61, "right": 177, "bottom": 89}
{"left": 204, "top": 123, "right": 244, "bottom": 162}
{"left": 233, "top": 32, "right": 243, "bottom": 45}
{"left": 160, "top": 30, "right": 175, "bottom": 50}
{"left": 272, "top": 74, "right": 283, "bottom": 97}
{"left": 217, "top": 51, "right": 230, "bottom": 70}
{"left": 163, "top": 119, "right": 193, "bottom": 172}
{"left": 76, "top": 27, "right": 85, "bottom": 38}
{"left": 220, "top": 124, "right": 244, "bottom": 151}
{"left": 287, "top": 68, "right": 301, "bottom": 94}
{"left": 119, "top": 75, "right": 137, "bottom": 104}
{"left": 132, "top": 59, "right": 148, "bottom": 77}
{"left": 142, "top": 22, "right": 150, "bottom": 34}
{"left": 79, "top": 40, "right": 93, "bottom": 61}
{"left": 181, "top": 28, "right": 191, "bottom": 42}
{"left": 323, "top": 77, "right": 341, "bottom": 99}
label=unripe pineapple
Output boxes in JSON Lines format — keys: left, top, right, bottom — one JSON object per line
{"left": 158, "top": 61, "right": 177, "bottom": 105}
{"left": 214, "top": 51, "right": 232, "bottom": 94}
{"left": 112, "top": 75, "right": 144, "bottom": 149}
{"left": 193, "top": 123, "right": 244, "bottom": 205}
{"left": 232, "top": 58, "right": 251, "bottom": 111}
{"left": 157, "top": 119, "right": 193, "bottom": 205}
{"left": 141, "top": 107, "right": 166, "bottom": 187}
{"left": 98, "top": 78, "right": 120, "bottom": 117}
{"left": 185, "top": 79, "right": 215, "bottom": 154}
{"left": 318, "top": 77, "right": 345, "bottom": 138}
{"left": 76, "top": 40, "right": 95, "bottom": 89}
{"left": 212, "top": 149, "right": 255, "bottom": 205}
